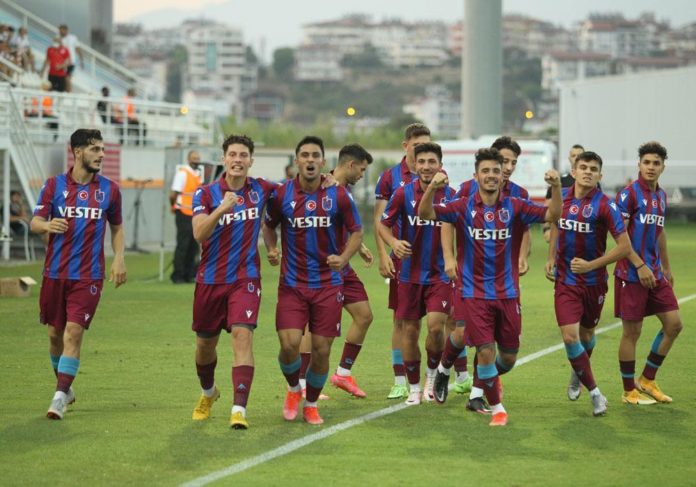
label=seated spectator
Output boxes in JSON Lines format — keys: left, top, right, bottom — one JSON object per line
{"left": 115, "top": 88, "right": 147, "bottom": 144}
{"left": 10, "top": 27, "right": 35, "bottom": 72}
{"left": 25, "top": 81, "right": 59, "bottom": 138}
{"left": 1, "top": 190, "right": 29, "bottom": 235}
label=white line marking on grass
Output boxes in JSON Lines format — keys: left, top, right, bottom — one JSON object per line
{"left": 182, "top": 293, "right": 696, "bottom": 487}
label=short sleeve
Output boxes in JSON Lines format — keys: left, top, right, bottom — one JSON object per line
{"left": 33, "top": 178, "right": 55, "bottom": 219}
{"left": 339, "top": 188, "right": 362, "bottom": 233}
{"left": 192, "top": 187, "right": 209, "bottom": 216}
{"left": 107, "top": 185, "right": 123, "bottom": 225}
{"left": 615, "top": 187, "right": 634, "bottom": 219}
{"left": 375, "top": 170, "right": 392, "bottom": 200}
{"left": 603, "top": 199, "right": 626, "bottom": 238}
{"left": 264, "top": 187, "right": 282, "bottom": 229}
{"left": 434, "top": 198, "right": 465, "bottom": 224}
{"left": 514, "top": 198, "right": 547, "bottom": 225}
{"left": 380, "top": 187, "right": 404, "bottom": 228}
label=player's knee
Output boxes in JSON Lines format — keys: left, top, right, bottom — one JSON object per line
{"left": 357, "top": 309, "right": 373, "bottom": 329}
{"left": 665, "top": 320, "right": 683, "bottom": 339}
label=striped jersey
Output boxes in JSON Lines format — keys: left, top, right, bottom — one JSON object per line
{"left": 456, "top": 178, "right": 529, "bottom": 200}
{"left": 34, "top": 171, "right": 122, "bottom": 280}
{"left": 554, "top": 187, "right": 625, "bottom": 286}
{"left": 265, "top": 177, "right": 362, "bottom": 289}
{"left": 434, "top": 193, "right": 547, "bottom": 299}
{"left": 381, "top": 181, "right": 456, "bottom": 284}
{"left": 192, "top": 176, "right": 276, "bottom": 284}
{"left": 375, "top": 157, "right": 417, "bottom": 239}
{"left": 614, "top": 176, "right": 667, "bottom": 282}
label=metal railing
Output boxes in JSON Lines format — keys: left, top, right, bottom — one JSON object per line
{"left": 12, "top": 87, "right": 219, "bottom": 148}
{"left": 0, "top": 0, "right": 152, "bottom": 97}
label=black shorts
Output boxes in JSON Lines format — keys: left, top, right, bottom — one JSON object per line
{"left": 48, "top": 74, "right": 66, "bottom": 92}
{"left": 67, "top": 65, "right": 75, "bottom": 75}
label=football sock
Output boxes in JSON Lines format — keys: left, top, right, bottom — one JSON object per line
{"left": 339, "top": 342, "right": 362, "bottom": 371}
{"left": 299, "top": 352, "right": 311, "bottom": 379}
{"left": 619, "top": 360, "right": 636, "bottom": 392}
{"left": 455, "top": 371, "right": 470, "bottom": 382}
{"left": 490, "top": 403, "right": 506, "bottom": 414}
{"left": 50, "top": 354, "right": 60, "bottom": 377}
{"left": 565, "top": 341, "right": 597, "bottom": 390}
{"left": 454, "top": 346, "right": 468, "bottom": 373}
{"left": 469, "top": 386, "right": 484, "bottom": 399}
{"left": 231, "top": 405, "right": 246, "bottom": 416}
{"left": 196, "top": 358, "right": 217, "bottom": 392}
{"left": 581, "top": 335, "right": 596, "bottom": 358}
{"left": 279, "top": 356, "right": 302, "bottom": 388}
{"left": 437, "top": 363, "right": 450, "bottom": 375}
{"left": 440, "top": 335, "right": 464, "bottom": 369}
{"left": 232, "top": 365, "right": 254, "bottom": 407}
{"left": 477, "top": 363, "right": 500, "bottom": 406}
{"left": 404, "top": 360, "right": 421, "bottom": 386}
{"left": 589, "top": 387, "right": 601, "bottom": 397}
{"left": 336, "top": 366, "right": 351, "bottom": 377}
{"left": 304, "top": 368, "right": 328, "bottom": 403}
{"left": 392, "top": 349, "right": 405, "bottom": 378}
{"left": 304, "top": 400, "right": 318, "bottom": 408}
{"left": 56, "top": 356, "right": 80, "bottom": 393}
{"left": 642, "top": 330, "right": 666, "bottom": 380}
{"left": 394, "top": 375, "right": 407, "bottom": 386}
{"left": 425, "top": 347, "right": 441, "bottom": 371}
{"left": 202, "top": 385, "right": 217, "bottom": 397}
{"left": 495, "top": 356, "right": 513, "bottom": 376}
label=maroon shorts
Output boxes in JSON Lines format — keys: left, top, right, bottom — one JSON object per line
{"left": 396, "top": 281, "right": 452, "bottom": 320}
{"left": 388, "top": 256, "right": 401, "bottom": 311}
{"left": 276, "top": 283, "right": 343, "bottom": 337}
{"left": 614, "top": 276, "right": 679, "bottom": 321}
{"left": 554, "top": 281, "right": 608, "bottom": 328}
{"left": 39, "top": 277, "right": 103, "bottom": 331}
{"left": 459, "top": 297, "right": 521, "bottom": 350}
{"left": 192, "top": 279, "right": 261, "bottom": 334}
{"left": 343, "top": 269, "right": 368, "bottom": 305}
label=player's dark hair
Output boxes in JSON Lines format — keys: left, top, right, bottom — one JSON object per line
{"left": 414, "top": 142, "right": 442, "bottom": 162}
{"left": 222, "top": 134, "right": 254, "bottom": 155}
{"left": 638, "top": 141, "right": 667, "bottom": 162}
{"left": 404, "top": 123, "right": 430, "bottom": 141}
{"left": 491, "top": 136, "right": 521, "bottom": 157}
{"left": 575, "top": 151, "right": 603, "bottom": 169}
{"left": 295, "top": 135, "right": 325, "bottom": 157}
{"left": 571, "top": 144, "right": 585, "bottom": 151}
{"left": 474, "top": 147, "right": 503, "bottom": 171}
{"left": 338, "top": 143, "right": 372, "bottom": 165}
{"left": 70, "top": 129, "right": 102, "bottom": 154}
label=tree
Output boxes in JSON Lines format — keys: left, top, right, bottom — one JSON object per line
{"left": 272, "top": 48, "right": 295, "bottom": 81}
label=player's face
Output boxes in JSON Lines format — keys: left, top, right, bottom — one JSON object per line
{"left": 402, "top": 135, "right": 431, "bottom": 163}
{"left": 347, "top": 159, "right": 368, "bottom": 185}
{"left": 475, "top": 160, "right": 502, "bottom": 194}
{"left": 78, "top": 140, "right": 105, "bottom": 174}
{"left": 295, "top": 143, "right": 325, "bottom": 182}
{"left": 572, "top": 159, "right": 602, "bottom": 190}
{"left": 499, "top": 148, "right": 518, "bottom": 182}
{"left": 638, "top": 154, "right": 665, "bottom": 183}
{"left": 223, "top": 143, "right": 253, "bottom": 179}
{"left": 415, "top": 152, "right": 442, "bottom": 184}
{"left": 569, "top": 147, "right": 583, "bottom": 167}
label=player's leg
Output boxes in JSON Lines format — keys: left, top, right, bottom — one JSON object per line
{"left": 387, "top": 271, "right": 408, "bottom": 398}
{"left": 229, "top": 325, "right": 253, "bottom": 428}
{"left": 278, "top": 328, "right": 304, "bottom": 420}
{"left": 331, "top": 297, "right": 372, "bottom": 398}
{"left": 299, "top": 327, "right": 312, "bottom": 392}
{"left": 560, "top": 323, "right": 606, "bottom": 415}
{"left": 47, "top": 325, "right": 63, "bottom": 377}
{"left": 401, "top": 318, "right": 422, "bottom": 405}
{"left": 433, "top": 323, "right": 466, "bottom": 404}
{"left": 421, "top": 283, "right": 450, "bottom": 401}
{"left": 476, "top": 343, "right": 506, "bottom": 426}
{"left": 637, "top": 309, "right": 682, "bottom": 403}
{"left": 447, "top": 314, "right": 471, "bottom": 394}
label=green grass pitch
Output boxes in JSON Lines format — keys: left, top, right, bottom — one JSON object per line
{"left": 1, "top": 224, "right": 695, "bottom": 485}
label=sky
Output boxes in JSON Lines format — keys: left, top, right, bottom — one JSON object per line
{"left": 114, "top": 0, "right": 696, "bottom": 59}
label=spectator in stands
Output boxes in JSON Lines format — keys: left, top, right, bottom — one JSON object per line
{"left": 59, "top": 24, "right": 83, "bottom": 93}
{"left": 114, "top": 88, "right": 146, "bottom": 144}
{"left": 26, "top": 81, "right": 59, "bottom": 139}
{"left": 11, "top": 27, "right": 35, "bottom": 72}
{"left": 41, "top": 36, "right": 70, "bottom": 92}
{"left": 97, "top": 86, "right": 116, "bottom": 123}
{"left": 7, "top": 190, "right": 29, "bottom": 235}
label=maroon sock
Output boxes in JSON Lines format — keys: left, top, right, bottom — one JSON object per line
{"left": 393, "top": 363, "right": 405, "bottom": 377}
{"left": 482, "top": 375, "right": 501, "bottom": 406}
{"left": 619, "top": 360, "right": 636, "bottom": 392}
{"left": 196, "top": 359, "right": 217, "bottom": 391}
{"left": 232, "top": 365, "right": 254, "bottom": 408}
{"left": 441, "top": 337, "right": 465, "bottom": 369}
{"left": 56, "top": 373, "right": 75, "bottom": 393}
{"left": 404, "top": 360, "right": 421, "bottom": 386}
{"left": 425, "top": 347, "right": 442, "bottom": 371}
{"left": 339, "top": 342, "right": 362, "bottom": 370}
{"left": 299, "top": 352, "right": 311, "bottom": 380}
{"left": 642, "top": 352, "right": 665, "bottom": 381}
{"left": 569, "top": 352, "right": 597, "bottom": 391}
{"left": 454, "top": 356, "right": 468, "bottom": 373}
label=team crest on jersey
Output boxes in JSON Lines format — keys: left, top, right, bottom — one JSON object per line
{"left": 247, "top": 282, "right": 255, "bottom": 293}
{"left": 582, "top": 204, "right": 593, "bottom": 218}
{"left": 598, "top": 294, "right": 605, "bottom": 305}
{"left": 569, "top": 204, "right": 579, "bottom": 215}
{"left": 651, "top": 199, "right": 658, "bottom": 209}
{"left": 249, "top": 191, "right": 260, "bottom": 204}
{"left": 660, "top": 198, "right": 665, "bottom": 211}
{"left": 484, "top": 211, "right": 494, "bottom": 222}
{"left": 498, "top": 209, "right": 510, "bottom": 223}
{"left": 306, "top": 200, "right": 316, "bottom": 211}
{"left": 90, "top": 285, "right": 98, "bottom": 295}
{"left": 322, "top": 196, "right": 333, "bottom": 211}
{"left": 235, "top": 195, "right": 244, "bottom": 205}
{"left": 78, "top": 190, "right": 88, "bottom": 201}
{"left": 94, "top": 189, "right": 105, "bottom": 203}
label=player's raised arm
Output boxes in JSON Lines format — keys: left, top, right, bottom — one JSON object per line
{"left": 441, "top": 222, "right": 457, "bottom": 281}
{"left": 192, "top": 190, "right": 237, "bottom": 243}
{"left": 543, "top": 169, "right": 562, "bottom": 222}
{"left": 418, "top": 172, "right": 448, "bottom": 221}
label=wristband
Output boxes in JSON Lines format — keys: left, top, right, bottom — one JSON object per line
{"left": 635, "top": 263, "right": 646, "bottom": 270}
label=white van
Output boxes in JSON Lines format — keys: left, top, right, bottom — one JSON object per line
{"left": 439, "top": 137, "right": 556, "bottom": 202}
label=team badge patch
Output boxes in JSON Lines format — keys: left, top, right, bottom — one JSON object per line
{"left": 249, "top": 191, "right": 260, "bottom": 204}
{"left": 306, "top": 200, "right": 316, "bottom": 211}
{"left": 94, "top": 189, "right": 105, "bottom": 203}
{"left": 582, "top": 204, "right": 593, "bottom": 218}
{"left": 660, "top": 198, "right": 665, "bottom": 211}
{"left": 322, "top": 196, "right": 333, "bottom": 211}
{"left": 651, "top": 199, "right": 658, "bottom": 209}
{"left": 484, "top": 211, "right": 494, "bottom": 222}
{"left": 78, "top": 190, "right": 88, "bottom": 201}
{"left": 498, "top": 209, "right": 510, "bottom": 223}
{"left": 247, "top": 282, "right": 255, "bottom": 293}
{"left": 90, "top": 285, "right": 98, "bottom": 295}
{"left": 569, "top": 204, "right": 579, "bottom": 215}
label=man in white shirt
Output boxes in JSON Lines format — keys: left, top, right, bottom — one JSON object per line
{"left": 59, "top": 24, "right": 83, "bottom": 93}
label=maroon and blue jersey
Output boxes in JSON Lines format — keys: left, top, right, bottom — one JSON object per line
{"left": 34, "top": 171, "right": 122, "bottom": 280}
{"left": 192, "top": 176, "right": 276, "bottom": 285}
{"left": 456, "top": 178, "right": 529, "bottom": 200}
{"left": 614, "top": 176, "right": 667, "bottom": 282}
{"left": 381, "top": 181, "right": 456, "bottom": 284}
{"left": 554, "top": 187, "right": 625, "bottom": 286}
{"left": 266, "top": 177, "right": 362, "bottom": 289}
{"left": 434, "top": 193, "right": 547, "bottom": 299}
{"left": 375, "top": 157, "right": 417, "bottom": 240}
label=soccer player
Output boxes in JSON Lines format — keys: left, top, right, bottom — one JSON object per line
{"left": 264, "top": 136, "right": 363, "bottom": 425}
{"left": 421, "top": 148, "right": 561, "bottom": 426}
{"left": 189, "top": 134, "right": 276, "bottom": 429}
{"left": 328, "top": 143, "right": 375, "bottom": 398}
{"left": 544, "top": 151, "right": 630, "bottom": 416}
{"left": 615, "top": 141, "right": 682, "bottom": 405}
{"left": 543, "top": 144, "right": 586, "bottom": 242}
{"left": 31, "top": 129, "right": 127, "bottom": 420}
{"left": 374, "top": 123, "right": 431, "bottom": 399}
{"left": 378, "top": 142, "right": 456, "bottom": 405}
